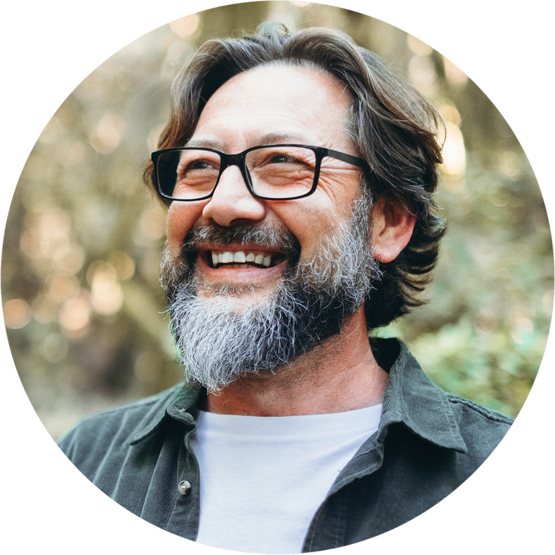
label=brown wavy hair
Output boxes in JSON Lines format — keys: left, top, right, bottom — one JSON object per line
{"left": 144, "top": 24, "right": 446, "bottom": 329}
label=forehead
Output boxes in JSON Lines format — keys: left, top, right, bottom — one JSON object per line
{"left": 191, "top": 64, "right": 353, "bottom": 149}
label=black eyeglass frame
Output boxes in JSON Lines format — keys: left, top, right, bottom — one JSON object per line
{"left": 151, "top": 144, "right": 367, "bottom": 202}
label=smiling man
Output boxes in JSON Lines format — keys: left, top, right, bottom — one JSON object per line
{"left": 59, "top": 25, "right": 513, "bottom": 553}
{"left": 159, "top": 62, "right": 399, "bottom": 409}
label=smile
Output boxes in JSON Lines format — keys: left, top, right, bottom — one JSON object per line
{"left": 207, "top": 249, "right": 286, "bottom": 269}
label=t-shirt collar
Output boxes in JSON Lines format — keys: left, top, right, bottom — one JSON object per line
{"left": 128, "top": 338, "right": 467, "bottom": 454}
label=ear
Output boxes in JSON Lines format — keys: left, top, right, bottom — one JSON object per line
{"left": 371, "top": 198, "right": 416, "bottom": 263}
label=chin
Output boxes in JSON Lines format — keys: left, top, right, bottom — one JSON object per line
{"left": 195, "top": 282, "right": 276, "bottom": 308}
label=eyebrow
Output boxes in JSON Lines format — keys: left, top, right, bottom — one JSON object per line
{"left": 185, "top": 132, "right": 314, "bottom": 152}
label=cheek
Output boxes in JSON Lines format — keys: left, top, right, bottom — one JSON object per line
{"left": 166, "top": 203, "right": 205, "bottom": 257}
{"left": 275, "top": 200, "right": 342, "bottom": 255}
{"left": 317, "top": 174, "right": 361, "bottom": 216}
{"left": 285, "top": 182, "right": 359, "bottom": 253}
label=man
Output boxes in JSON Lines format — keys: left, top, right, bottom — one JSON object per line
{"left": 59, "top": 25, "right": 512, "bottom": 553}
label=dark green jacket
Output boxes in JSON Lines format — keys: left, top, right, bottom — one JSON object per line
{"left": 58, "top": 339, "right": 512, "bottom": 551}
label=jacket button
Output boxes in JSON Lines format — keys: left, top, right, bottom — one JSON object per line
{"left": 178, "top": 480, "right": 191, "bottom": 495}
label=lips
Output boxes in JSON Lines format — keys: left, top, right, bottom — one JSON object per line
{"left": 194, "top": 242, "right": 289, "bottom": 278}
{"left": 181, "top": 222, "right": 299, "bottom": 277}
{"left": 208, "top": 249, "right": 286, "bottom": 269}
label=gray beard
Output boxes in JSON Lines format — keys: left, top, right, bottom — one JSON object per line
{"left": 160, "top": 193, "right": 381, "bottom": 392}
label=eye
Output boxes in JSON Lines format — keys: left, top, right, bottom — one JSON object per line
{"left": 246, "top": 147, "right": 316, "bottom": 173}
{"left": 190, "top": 160, "right": 215, "bottom": 170}
{"left": 177, "top": 156, "right": 218, "bottom": 177}
{"left": 269, "top": 153, "right": 297, "bottom": 164}
{"left": 263, "top": 151, "right": 313, "bottom": 167}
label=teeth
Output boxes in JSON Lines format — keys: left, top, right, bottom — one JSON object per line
{"left": 221, "top": 252, "right": 233, "bottom": 263}
{"left": 210, "top": 250, "right": 281, "bottom": 268}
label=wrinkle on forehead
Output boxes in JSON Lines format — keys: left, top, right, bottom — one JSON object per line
{"left": 191, "top": 64, "right": 356, "bottom": 154}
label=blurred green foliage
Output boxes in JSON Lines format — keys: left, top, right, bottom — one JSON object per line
{"left": 2, "top": 2, "right": 551, "bottom": 439}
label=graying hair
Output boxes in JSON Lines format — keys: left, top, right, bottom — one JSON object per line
{"left": 161, "top": 192, "right": 380, "bottom": 391}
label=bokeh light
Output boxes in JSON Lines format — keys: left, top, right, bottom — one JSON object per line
{"left": 441, "top": 122, "right": 466, "bottom": 179}
{"left": 59, "top": 294, "right": 91, "bottom": 337}
{"left": 4, "top": 299, "right": 31, "bottom": 329}
{"left": 90, "top": 263, "right": 124, "bottom": 315}
{"left": 170, "top": 15, "right": 200, "bottom": 38}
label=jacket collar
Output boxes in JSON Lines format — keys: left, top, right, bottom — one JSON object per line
{"left": 128, "top": 381, "right": 202, "bottom": 445}
{"left": 129, "top": 338, "right": 466, "bottom": 454}
{"left": 377, "top": 338, "right": 467, "bottom": 453}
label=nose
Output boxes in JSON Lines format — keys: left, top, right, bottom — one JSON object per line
{"left": 202, "top": 165, "right": 266, "bottom": 227}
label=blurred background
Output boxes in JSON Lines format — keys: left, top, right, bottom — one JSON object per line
{"left": 2, "top": 1, "right": 552, "bottom": 440}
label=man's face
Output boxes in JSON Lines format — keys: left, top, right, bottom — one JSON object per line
{"left": 162, "top": 65, "right": 380, "bottom": 391}
{"left": 165, "top": 65, "right": 365, "bottom": 307}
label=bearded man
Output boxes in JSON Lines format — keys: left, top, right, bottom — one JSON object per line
{"left": 59, "top": 25, "right": 513, "bottom": 553}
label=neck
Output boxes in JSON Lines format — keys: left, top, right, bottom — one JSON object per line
{"left": 204, "top": 306, "right": 388, "bottom": 416}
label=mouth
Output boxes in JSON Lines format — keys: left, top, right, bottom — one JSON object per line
{"left": 195, "top": 244, "right": 289, "bottom": 285}
{"left": 204, "top": 248, "right": 287, "bottom": 269}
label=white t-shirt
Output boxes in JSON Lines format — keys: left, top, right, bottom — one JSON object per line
{"left": 190, "top": 404, "right": 382, "bottom": 554}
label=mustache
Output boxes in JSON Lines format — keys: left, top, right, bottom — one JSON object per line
{"left": 180, "top": 222, "right": 300, "bottom": 255}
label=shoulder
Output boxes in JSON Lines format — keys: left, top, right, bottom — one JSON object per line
{"left": 57, "top": 384, "right": 183, "bottom": 464}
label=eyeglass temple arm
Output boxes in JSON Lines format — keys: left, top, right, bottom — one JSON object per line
{"left": 321, "top": 148, "right": 367, "bottom": 169}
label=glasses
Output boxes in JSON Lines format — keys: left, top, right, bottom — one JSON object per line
{"left": 151, "top": 144, "right": 367, "bottom": 201}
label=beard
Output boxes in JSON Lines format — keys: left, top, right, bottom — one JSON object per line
{"left": 160, "top": 191, "right": 381, "bottom": 392}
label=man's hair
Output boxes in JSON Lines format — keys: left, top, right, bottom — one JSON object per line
{"left": 144, "top": 24, "right": 446, "bottom": 329}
